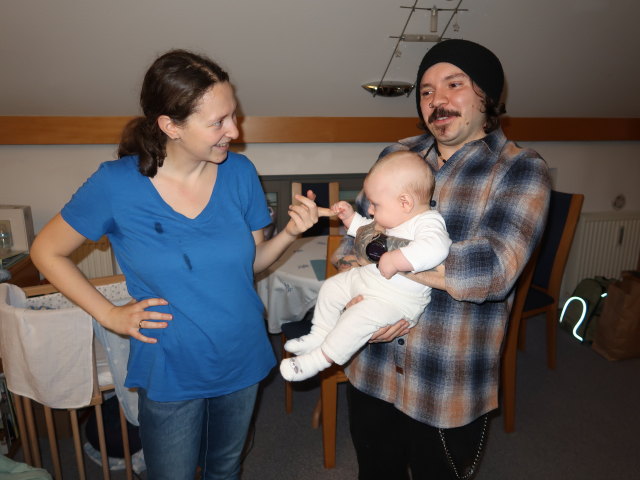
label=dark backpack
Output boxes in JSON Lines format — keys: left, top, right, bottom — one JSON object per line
{"left": 559, "top": 276, "right": 615, "bottom": 344}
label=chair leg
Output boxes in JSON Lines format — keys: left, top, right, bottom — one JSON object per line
{"left": 44, "top": 406, "right": 63, "bottom": 480}
{"left": 311, "top": 397, "right": 322, "bottom": 429}
{"left": 282, "top": 334, "right": 294, "bottom": 414}
{"left": 12, "top": 393, "right": 32, "bottom": 465}
{"left": 94, "top": 403, "right": 111, "bottom": 480}
{"left": 517, "top": 318, "right": 527, "bottom": 351}
{"left": 23, "top": 398, "right": 43, "bottom": 468}
{"left": 284, "top": 363, "right": 293, "bottom": 413}
{"left": 118, "top": 403, "right": 134, "bottom": 480}
{"left": 546, "top": 305, "right": 558, "bottom": 369}
{"left": 320, "top": 373, "right": 339, "bottom": 469}
{"left": 501, "top": 339, "right": 517, "bottom": 433}
{"left": 69, "top": 409, "right": 87, "bottom": 480}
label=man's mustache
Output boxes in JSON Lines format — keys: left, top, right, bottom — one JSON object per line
{"left": 428, "top": 107, "right": 461, "bottom": 124}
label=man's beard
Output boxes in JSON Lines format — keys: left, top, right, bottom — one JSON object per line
{"left": 428, "top": 107, "right": 461, "bottom": 136}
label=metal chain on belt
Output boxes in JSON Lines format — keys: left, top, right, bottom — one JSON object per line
{"left": 438, "top": 413, "right": 488, "bottom": 480}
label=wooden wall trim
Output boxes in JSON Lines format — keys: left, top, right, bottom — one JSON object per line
{"left": 0, "top": 116, "right": 638, "bottom": 145}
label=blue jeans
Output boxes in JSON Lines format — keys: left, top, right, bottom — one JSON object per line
{"left": 138, "top": 384, "right": 259, "bottom": 480}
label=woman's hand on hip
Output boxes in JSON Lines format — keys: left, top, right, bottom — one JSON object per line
{"left": 102, "top": 298, "right": 172, "bottom": 344}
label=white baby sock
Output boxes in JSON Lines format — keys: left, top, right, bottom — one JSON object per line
{"left": 284, "top": 330, "right": 326, "bottom": 356}
{"left": 280, "top": 348, "right": 332, "bottom": 382}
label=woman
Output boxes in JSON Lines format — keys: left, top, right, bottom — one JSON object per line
{"left": 31, "top": 49, "right": 322, "bottom": 479}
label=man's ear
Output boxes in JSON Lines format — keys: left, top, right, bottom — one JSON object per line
{"left": 399, "top": 193, "right": 414, "bottom": 212}
{"left": 157, "top": 115, "right": 180, "bottom": 140}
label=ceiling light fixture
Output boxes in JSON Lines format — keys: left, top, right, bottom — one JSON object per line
{"left": 362, "top": 0, "right": 468, "bottom": 97}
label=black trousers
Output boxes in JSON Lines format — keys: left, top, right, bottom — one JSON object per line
{"left": 346, "top": 383, "right": 489, "bottom": 480}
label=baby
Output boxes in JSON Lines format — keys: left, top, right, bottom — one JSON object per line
{"left": 280, "top": 151, "right": 451, "bottom": 381}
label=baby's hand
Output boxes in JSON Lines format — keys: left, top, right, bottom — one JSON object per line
{"left": 377, "top": 252, "right": 400, "bottom": 279}
{"left": 332, "top": 201, "right": 355, "bottom": 227}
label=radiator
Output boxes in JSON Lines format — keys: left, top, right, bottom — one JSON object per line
{"left": 561, "top": 211, "right": 640, "bottom": 302}
{"left": 69, "top": 236, "right": 116, "bottom": 278}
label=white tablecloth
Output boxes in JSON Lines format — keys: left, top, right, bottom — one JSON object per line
{"left": 256, "top": 235, "right": 327, "bottom": 333}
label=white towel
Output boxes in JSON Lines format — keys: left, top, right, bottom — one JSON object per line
{"left": 0, "top": 283, "right": 94, "bottom": 408}
{"left": 0, "top": 282, "right": 133, "bottom": 411}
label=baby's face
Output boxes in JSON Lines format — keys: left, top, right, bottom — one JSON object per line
{"left": 364, "top": 173, "right": 406, "bottom": 230}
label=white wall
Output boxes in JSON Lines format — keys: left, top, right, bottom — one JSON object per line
{"left": 1, "top": 141, "right": 638, "bottom": 234}
{"left": 1, "top": 0, "right": 639, "bottom": 118}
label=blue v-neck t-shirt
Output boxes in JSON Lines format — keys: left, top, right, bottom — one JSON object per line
{"left": 62, "top": 154, "right": 275, "bottom": 401}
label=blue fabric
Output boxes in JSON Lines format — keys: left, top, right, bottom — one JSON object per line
{"left": 531, "top": 190, "right": 572, "bottom": 289}
{"left": 523, "top": 287, "right": 554, "bottom": 311}
{"left": 310, "top": 259, "right": 326, "bottom": 280}
{"left": 138, "top": 384, "right": 258, "bottom": 480}
{"left": 62, "top": 154, "right": 275, "bottom": 401}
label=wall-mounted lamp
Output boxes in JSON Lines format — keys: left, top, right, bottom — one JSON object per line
{"left": 362, "top": 0, "right": 468, "bottom": 97}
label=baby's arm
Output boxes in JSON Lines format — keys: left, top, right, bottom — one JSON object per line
{"left": 331, "top": 201, "right": 355, "bottom": 228}
{"left": 377, "top": 250, "right": 413, "bottom": 279}
{"left": 398, "top": 213, "right": 451, "bottom": 273}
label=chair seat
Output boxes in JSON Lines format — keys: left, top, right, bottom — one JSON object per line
{"left": 524, "top": 287, "right": 554, "bottom": 311}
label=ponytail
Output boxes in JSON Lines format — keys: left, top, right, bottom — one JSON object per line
{"left": 118, "top": 117, "right": 166, "bottom": 177}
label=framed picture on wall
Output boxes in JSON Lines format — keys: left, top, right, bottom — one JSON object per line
{"left": 0, "top": 205, "right": 35, "bottom": 255}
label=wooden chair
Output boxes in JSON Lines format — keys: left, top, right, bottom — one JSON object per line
{"left": 500, "top": 245, "right": 540, "bottom": 433}
{"left": 281, "top": 234, "right": 347, "bottom": 468}
{"left": 282, "top": 180, "right": 340, "bottom": 415}
{"left": 518, "top": 191, "right": 584, "bottom": 369}
{"left": 2, "top": 275, "right": 133, "bottom": 480}
{"left": 291, "top": 182, "right": 340, "bottom": 236}
{"left": 316, "top": 235, "right": 348, "bottom": 468}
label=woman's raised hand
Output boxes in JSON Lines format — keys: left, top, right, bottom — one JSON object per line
{"left": 285, "top": 189, "right": 335, "bottom": 236}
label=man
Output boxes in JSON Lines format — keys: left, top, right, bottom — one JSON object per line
{"left": 344, "top": 39, "right": 551, "bottom": 479}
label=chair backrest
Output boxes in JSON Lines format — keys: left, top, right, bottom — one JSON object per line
{"left": 507, "top": 246, "right": 541, "bottom": 346}
{"left": 531, "top": 191, "right": 584, "bottom": 294}
{"left": 292, "top": 182, "right": 340, "bottom": 236}
{"left": 501, "top": 244, "right": 541, "bottom": 432}
{"left": 325, "top": 235, "right": 344, "bottom": 280}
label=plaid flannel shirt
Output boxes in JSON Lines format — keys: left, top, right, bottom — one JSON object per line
{"left": 345, "top": 128, "right": 551, "bottom": 428}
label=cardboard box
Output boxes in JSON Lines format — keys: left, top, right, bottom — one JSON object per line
{"left": 0, "top": 205, "right": 35, "bottom": 253}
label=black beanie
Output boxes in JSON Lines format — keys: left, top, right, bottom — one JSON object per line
{"left": 415, "top": 39, "right": 504, "bottom": 120}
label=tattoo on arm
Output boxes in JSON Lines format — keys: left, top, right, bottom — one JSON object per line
{"left": 354, "top": 222, "right": 410, "bottom": 264}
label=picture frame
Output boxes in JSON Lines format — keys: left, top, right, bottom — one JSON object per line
{"left": 0, "top": 205, "right": 35, "bottom": 253}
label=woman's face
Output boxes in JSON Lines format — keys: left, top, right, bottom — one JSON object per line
{"left": 172, "top": 82, "right": 239, "bottom": 165}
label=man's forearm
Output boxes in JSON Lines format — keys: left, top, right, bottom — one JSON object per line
{"left": 402, "top": 264, "right": 446, "bottom": 291}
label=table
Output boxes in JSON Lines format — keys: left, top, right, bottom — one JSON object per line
{"left": 7, "top": 255, "right": 40, "bottom": 287}
{"left": 256, "top": 235, "right": 328, "bottom": 333}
